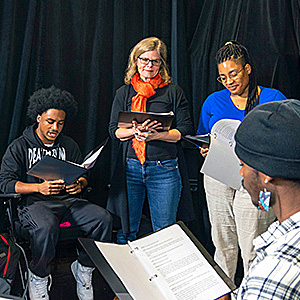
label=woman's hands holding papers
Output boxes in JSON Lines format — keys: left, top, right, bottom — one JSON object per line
{"left": 115, "top": 119, "right": 162, "bottom": 141}
{"left": 116, "top": 119, "right": 181, "bottom": 143}
{"left": 200, "top": 143, "right": 209, "bottom": 158}
{"left": 133, "top": 119, "right": 181, "bottom": 143}
{"left": 132, "top": 119, "right": 162, "bottom": 141}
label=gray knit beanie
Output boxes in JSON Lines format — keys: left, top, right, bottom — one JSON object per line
{"left": 235, "top": 99, "right": 300, "bottom": 179}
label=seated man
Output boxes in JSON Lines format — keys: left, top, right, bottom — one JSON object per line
{"left": 231, "top": 99, "right": 300, "bottom": 299}
{"left": 0, "top": 86, "right": 113, "bottom": 300}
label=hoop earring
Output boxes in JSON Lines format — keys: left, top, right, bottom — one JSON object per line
{"left": 258, "top": 188, "right": 271, "bottom": 211}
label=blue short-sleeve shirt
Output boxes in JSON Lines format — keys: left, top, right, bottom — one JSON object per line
{"left": 197, "top": 86, "right": 287, "bottom": 135}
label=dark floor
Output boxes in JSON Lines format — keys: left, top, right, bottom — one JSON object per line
{"left": 6, "top": 215, "right": 153, "bottom": 300}
{"left": 9, "top": 217, "right": 243, "bottom": 299}
{"left": 9, "top": 218, "right": 155, "bottom": 300}
{"left": 11, "top": 241, "right": 116, "bottom": 300}
{"left": 49, "top": 260, "right": 115, "bottom": 300}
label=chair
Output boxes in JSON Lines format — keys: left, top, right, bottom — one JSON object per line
{"left": 1, "top": 192, "right": 84, "bottom": 240}
{"left": 0, "top": 193, "right": 28, "bottom": 300}
{"left": 0, "top": 190, "right": 90, "bottom": 298}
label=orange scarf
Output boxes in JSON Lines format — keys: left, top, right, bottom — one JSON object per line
{"left": 131, "top": 73, "right": 168, "bottom": 164}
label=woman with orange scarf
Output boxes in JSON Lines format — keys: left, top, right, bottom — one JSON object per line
{"left": 108, "top": 37, "right": 194, "bottom": 244}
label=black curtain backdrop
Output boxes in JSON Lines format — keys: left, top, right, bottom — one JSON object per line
{"left": 0, "top": 0, "right": 299, "bottom": 243}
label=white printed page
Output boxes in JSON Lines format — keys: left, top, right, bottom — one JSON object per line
{"left": 129, "top": 224, "right": 231, "bottom": 300}
{"left": 95, "top": 242, "right": 164, "bottom": 300}
{"left": 82, "top": 144, "right": 106, "bottom": 169}
{"left": 211, "top": 118, "right": 240, "bottom": 141}
{"left": 201, "top": 119, "right": 242, "bottom": 190}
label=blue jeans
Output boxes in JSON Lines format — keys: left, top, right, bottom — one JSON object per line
{"left": 117, "top": 158, "right": 182, "bottom": 244}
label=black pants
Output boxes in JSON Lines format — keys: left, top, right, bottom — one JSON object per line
{"left": 18, "top": 198, "right": 112, "bottom": 277}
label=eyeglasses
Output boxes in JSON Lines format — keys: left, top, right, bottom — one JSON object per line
{"left": 138, "top": 57, "right": 161, "bottom": 67}
{"left": 217, "top": 66, "right": 245, "bottom": 84}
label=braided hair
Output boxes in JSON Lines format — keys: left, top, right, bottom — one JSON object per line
{"left": 216, "top": 41, "right": 258, "bottom": 115}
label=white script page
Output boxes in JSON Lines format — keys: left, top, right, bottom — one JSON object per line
{"left": 129, "top": 224, "right": 231, "bottom": 300}
{"left": 95, "top": 242, "right": 164, "bottom": 300}
{"left": 82, "top": 143, "right": 106, "bottom": 169}
{"left": 201, "top": 118, "right": 242, "bottom": 190}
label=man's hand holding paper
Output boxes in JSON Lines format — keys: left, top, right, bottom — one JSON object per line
{"left": 38, "top": 179, "right": 65, "bottom": 195}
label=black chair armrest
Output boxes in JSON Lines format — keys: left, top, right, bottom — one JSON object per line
{"left": 0, "top": 193, "right": 22, "bottom": 235}
{"left": 0, "top": 193, "right": 22, "bottom": 200}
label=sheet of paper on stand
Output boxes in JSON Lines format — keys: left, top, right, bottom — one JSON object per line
{"left": 91, "top": 222, "right": 234, "bottom": 300}
{"left": 82, "top": 140, "right": 107, "bottom": 169}
{"left": 200, "top": 119, "right": 243, "bottom": 190}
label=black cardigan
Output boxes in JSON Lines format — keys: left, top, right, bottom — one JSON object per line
{"left": 107, "top": 83, "right": 195, "bottom": 235}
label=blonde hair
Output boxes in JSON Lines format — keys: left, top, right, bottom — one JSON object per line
{"left": 124, "top": 37, "right": 171, "bottom": 85}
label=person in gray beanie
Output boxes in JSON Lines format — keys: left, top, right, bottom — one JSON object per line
{"left": 230, "top": 99, "right": 300, "bottom": 299}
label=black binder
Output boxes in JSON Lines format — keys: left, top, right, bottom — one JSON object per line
{"left": 27, "top": 156, "right": 87, "bottom": 185}
{"left": 118, "top": 111, "right": 174, "bottom": 131}
{"left": 27, "top": 138, "right": 109, "bottom": 185}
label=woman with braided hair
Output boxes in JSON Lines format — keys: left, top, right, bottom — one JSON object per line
{"left": 197, "top": 41, "right": 286, "bottom": 283}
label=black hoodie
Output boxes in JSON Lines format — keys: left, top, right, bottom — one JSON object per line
{"left": 0, "top": 124, "right": 83, "bottom": 204}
